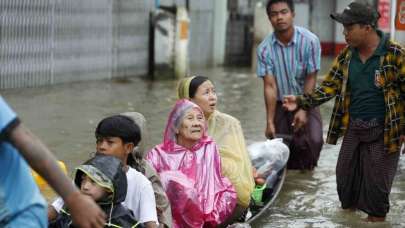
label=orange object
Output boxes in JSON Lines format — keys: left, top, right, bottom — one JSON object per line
{"left": 179, "top": 21, "right": 189, "bottom": 40}
{"left": 378, "top": 0, "right": 390, "bottom": 31}
{"left": 255, "top": 177, "right": 266, "bottom": 186}
{"left": 396, "top": 0, "right": 405, "bottom": 30}
{"left": 32, "top": 161, "right": 67, "bottom": 190}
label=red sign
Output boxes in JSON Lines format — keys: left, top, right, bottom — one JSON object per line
{"left": 396, "top": 0, "right": 405, "bottom": 30}
{"left": 378, "top": 0, "right": 390, "bottom": 32}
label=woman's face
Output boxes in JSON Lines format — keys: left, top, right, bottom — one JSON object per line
{"left": 176, "top": 108, "right": 205, "bottom": 147}
{"left": 191, "top": 80, "right": 217, "bottom": 118}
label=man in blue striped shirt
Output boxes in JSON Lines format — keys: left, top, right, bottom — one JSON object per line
{"left": 256, "top": 0, "right": 323, "bottom": 170}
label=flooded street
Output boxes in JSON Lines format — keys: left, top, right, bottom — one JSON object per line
{"left": 3, "top": 59, "right": 405, "bottom": 227}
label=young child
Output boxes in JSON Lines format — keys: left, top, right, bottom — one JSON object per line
{"left": 49, "top": 154, "right": 141, "bottom": 228}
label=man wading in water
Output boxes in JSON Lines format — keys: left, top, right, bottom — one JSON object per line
{"left": 283, "top": 2, "right": 405, "bottom": 222}
{"left": 257, "top": 0, "right": 323, "bottom": 170}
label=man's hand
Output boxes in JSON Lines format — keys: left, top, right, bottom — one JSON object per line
{"left": 283, "top": 95, "right": 298, "bottom": 111}
{"left": 65, "top": 191, "right": 106, "bottom": 228}
{"left": 48, "top": 205, "right": 58, "bottom": 221}
{"left": 266, "top": 121, "right": 276, "bottom": 139}
{"left": 292, "top": 109, "right": 308, "bottom": 132}
{"left": 144, "top": 221, "right": 158, "bottom": 228}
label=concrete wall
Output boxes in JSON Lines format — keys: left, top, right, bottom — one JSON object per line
{"left": 311, "top": 0, "right": 335, "bottom": 55}
{"left": 112, "top": 0, "right": 154, "bottom": 78}
{"left": 131, "top": 0, "right": 216, "bottom": 66}
{"left": 212, "top": 0, "right": 228, "bottom": 65}
{"left": 295, "top": 2, "right": 309, "bottom": 28}
{"left": 1, "top": 0, "right": 54, "bottom": 88}
{"left": 53, "top": 0, "right": 113, "bottom": 83}
{"left": 188, "top": 0, "right": 215, "bottom": 67}
{"left": 252, "top": 2, "right": 273, "bottom": 71}
{"left": 396, "top": 32, "right": 405, "bottom": 45}
{"left": 225, "top": 0, "right": 255, "bottom": 66}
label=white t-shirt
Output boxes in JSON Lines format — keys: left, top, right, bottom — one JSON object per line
{"left": 52, "top": 167, "right": 157, "bottom": 223}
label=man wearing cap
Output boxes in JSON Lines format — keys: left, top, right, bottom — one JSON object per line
{"left": 256, "top": 0, "right": 324, "bottom": 170}
{"left": 283, "top": 2, "right": 405, "bottom": 222}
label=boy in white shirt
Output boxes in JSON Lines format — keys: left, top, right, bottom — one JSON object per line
{"left": 49, "top": 115, "right": 158, "bottom": 228}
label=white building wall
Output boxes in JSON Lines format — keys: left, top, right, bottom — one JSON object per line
{"left": 212, "top": 0, "right": 227, "bottom": 65}
{"left": 396, "top": 32, "right": 405, "bottom": 45}
{"left": 333, "top": 0, "right": 353, "bottom": 53}
{"left": 310, "top": 0, "right": 334, "bottom": 55}
{"left": 294, "top": 2, "right": 309, "bottom": 28}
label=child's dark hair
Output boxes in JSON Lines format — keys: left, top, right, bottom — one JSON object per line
{"left": 95, "top": 115, "right": 141, "bottom": 146}
{"left": 266, "top": 0, "right": 294, "bottom": 14}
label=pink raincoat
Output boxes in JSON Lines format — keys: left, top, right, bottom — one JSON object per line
{"left": 146, "top": 99, "right": 236, "bottom": 228}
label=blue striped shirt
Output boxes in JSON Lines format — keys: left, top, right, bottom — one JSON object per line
{"left": 256, "top": 26, "right": 321, "bottom": 100}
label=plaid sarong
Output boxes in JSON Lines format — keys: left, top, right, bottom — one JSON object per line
{"left": 336, "top": 118, "right": 400, "bottom": 217}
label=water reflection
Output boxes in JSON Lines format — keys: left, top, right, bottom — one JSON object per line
{"left": 2, "top": 61, "right": 405, "bottom": 227}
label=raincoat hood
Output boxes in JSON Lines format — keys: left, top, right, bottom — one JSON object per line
{"left": 74, "top": 154, "right": 127, "bottom": 205}
{"left": 176, "top": 76, "right": 196, "bottom": 99}
{"left": 177, "top": 77, "right": 255, "bottom": 207}
{"left": 147, "top": 99, "right": 237, "bottom": 227}
{"left": 162, "top": 99, "right": 211, "bottom": 152}
{"left": 121, "top": 111, "right": 149, "bottom": 158}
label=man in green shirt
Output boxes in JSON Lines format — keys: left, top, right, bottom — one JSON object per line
{"left": 283, "top": 2, "right": 405, "bottom": 222}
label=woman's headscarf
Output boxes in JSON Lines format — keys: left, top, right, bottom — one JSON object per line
{"left": 176, "top": 77, "right": 255, "bottom": 207}
{"left": 162, "top": 99, "right": 209, "bottom": 152}
{"left": 176, "top": 76, "right": 209, "bottom": 99}
{"left": 146, "top": 99, "right": 237, "bottom": 227}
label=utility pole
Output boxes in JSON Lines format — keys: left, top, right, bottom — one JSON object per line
{"left": 391, "top": 0, "right": 397, "bottom": 39}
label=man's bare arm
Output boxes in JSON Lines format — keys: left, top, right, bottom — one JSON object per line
{"left": 9, "top": 123, "right": 76, "bottom": 199}
{"left": 303, "top": 71, "right": 318, "bottom": 94}
{"left": 263, "top": 75, "right": 278, "bottom": 138}
{"left": 9, "top": 123, "right": 105, "bottom": 228}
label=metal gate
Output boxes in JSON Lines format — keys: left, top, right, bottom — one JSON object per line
{"left": 0, "top": 0, "right": 152, "bottom": 89}
{"left": 0, "top": 0, "right": 54, "bottom": 89}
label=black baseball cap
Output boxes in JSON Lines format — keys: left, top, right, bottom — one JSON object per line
{"left": 330, "top": 2, "right": 380, "bottom": 26}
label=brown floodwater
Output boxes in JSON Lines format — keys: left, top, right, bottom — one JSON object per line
{"left": 2, "top": 59, "right": 405, "bottom": 227}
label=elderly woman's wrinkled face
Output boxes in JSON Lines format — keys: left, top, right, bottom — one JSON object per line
{"left": 176, "top": 108, "right": 205, "bottom": 145}
{"left": 191, "top": 80, "right": 217, "bottom": 118}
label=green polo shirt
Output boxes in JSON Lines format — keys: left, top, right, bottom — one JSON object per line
{"left": 348, "top": 31, "right": 386, "bottom": 122}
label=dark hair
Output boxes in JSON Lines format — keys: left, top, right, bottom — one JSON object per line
{"left": 95, "top": 115, "right": 141, "bottom": 146}
{"left": 189, "top": 76, "right": 209, "bottom": 98}
{"left": 266, "top": 0, "right": 294, "bottom": 14}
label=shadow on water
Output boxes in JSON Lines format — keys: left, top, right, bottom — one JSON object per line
{"left": 3, "top": 57, "right": 405, "bottom": 227}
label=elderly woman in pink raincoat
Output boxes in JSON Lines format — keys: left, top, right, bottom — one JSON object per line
{"left": 146, "top": 99, "right": 237, "bottom": 228}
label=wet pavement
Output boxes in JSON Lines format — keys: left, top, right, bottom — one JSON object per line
{"left": 2, "top": 57, "right": 405, "bottom": 227}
